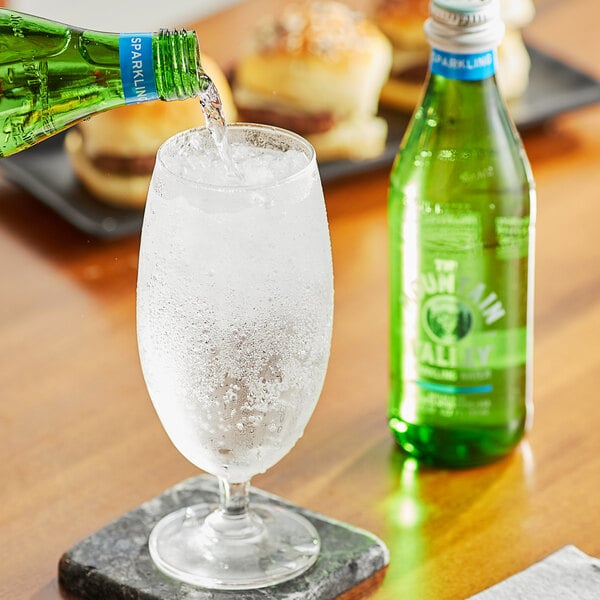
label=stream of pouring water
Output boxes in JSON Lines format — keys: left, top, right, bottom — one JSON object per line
{"left": 198, "top": 74, "right": 242, "bottom": 179}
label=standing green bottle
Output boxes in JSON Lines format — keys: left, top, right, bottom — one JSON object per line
{"left": 0, "top": 9, "right": 207, "bottom": 157}
{"left": 388, "top": 0, "right": 535, "bottom": 467}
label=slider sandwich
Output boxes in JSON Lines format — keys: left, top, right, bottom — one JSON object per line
{"left": 375, "top": 0, "right": 535, "bottom": 112}
{"left": 496, "top": 0, "right": 536, "bottom": 101}
{"left": 375, "top": 0, "right": 431, "bottom": 112}
{"left": 232, "top": 1, "right": 393, "bottom": 162}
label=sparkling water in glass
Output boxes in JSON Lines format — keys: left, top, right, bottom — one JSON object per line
{"left": 137, "top": 123, "right": 333, "bottom": 589}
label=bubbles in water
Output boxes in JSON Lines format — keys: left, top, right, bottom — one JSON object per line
{"left": 223, "top": 388, "right": 237, "bottom": 402}
{"left": 163, "top": 71, "right": 311, "bottom": 189}
{"left": 166, "top": 139, "right": 309, "bottom": 189}
{"left": 137, "top": 97, "right": 333, "bottom": 482}
{"left": 250, "top": 191, "right": 271, "bottom": 208}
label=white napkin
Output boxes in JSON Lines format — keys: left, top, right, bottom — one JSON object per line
{"left": 469, "top": 545, "right": 600, "bottom": 599}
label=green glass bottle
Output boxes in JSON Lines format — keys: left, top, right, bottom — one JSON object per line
{"left": 388, "top": 0, "right": 536, "bottom": 467}
{"left": 0, "top": 9, "right": 207, "bottom": 157}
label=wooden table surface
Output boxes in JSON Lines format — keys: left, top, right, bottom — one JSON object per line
{"left": 2, "top": 1, "right": 600, "bottom": 598}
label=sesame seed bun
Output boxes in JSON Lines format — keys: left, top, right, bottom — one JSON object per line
{"left": 232, "top": 1, "right": 392, "bottom": 161}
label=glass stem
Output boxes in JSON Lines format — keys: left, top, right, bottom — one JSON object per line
{"left": 203, "top": 478, "right": 264, "bottom": 541}
{"left": 219, "top": 479, "right": 250, "bottom": 517}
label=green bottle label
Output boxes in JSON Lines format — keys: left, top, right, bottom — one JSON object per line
{"left": 119, "top": 33, "right": 159, "bottom": 103}
{"left": 399, "top": 203, "right": 529, "bottom": 425}
{"left": 431, "top": 48, "right": 496, "bottom": 81}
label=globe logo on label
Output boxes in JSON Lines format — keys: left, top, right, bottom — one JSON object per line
{"left": 422, "top": 294, "right": 473, "bottom": 345}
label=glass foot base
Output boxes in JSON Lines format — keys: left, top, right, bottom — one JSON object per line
{"left": 148, "top": 502, "right": 320, "bottom": 590}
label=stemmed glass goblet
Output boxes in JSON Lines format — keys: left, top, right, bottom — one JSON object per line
{"left": 136, "top": 123, "right": 333, "bottom": 590}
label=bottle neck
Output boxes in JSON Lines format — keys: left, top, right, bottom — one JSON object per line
{"left": 424, "top": 3, "right": 504, "bottom": 85}
{"left": 429, "top": 46, "right": 497, "bottom": 82}
{"left": 421, "top": 51, "right": 505, "bottom": 126}
{"left": 418, "top": 50, "right": 514, "bottom": 148}
{"left": 118, "top": 29, "right": 205, "bottom": 104}
{"left": 153, "top": 29, "right": 206, "bottom": 100}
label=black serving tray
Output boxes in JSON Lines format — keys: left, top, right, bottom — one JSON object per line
{"left": 2, "top": 45, "right": 599, "bottom": 239}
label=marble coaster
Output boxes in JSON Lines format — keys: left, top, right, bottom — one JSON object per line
{"left": 59, "top": 475, "right": 389, "bottom": 599}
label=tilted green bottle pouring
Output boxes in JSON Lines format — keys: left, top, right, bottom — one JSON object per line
{"left": 0, "top": 8, "right": 207, "bottom": 157}
{"left": 388, "top": 0, "right": 535, "bottom": 467}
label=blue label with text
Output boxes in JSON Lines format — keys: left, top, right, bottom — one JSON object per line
{"left": 431, "top": 48, "right": 496, "bottom": 81}
{"left": 119, "top": 34, "right": 158, "bottom": 104}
